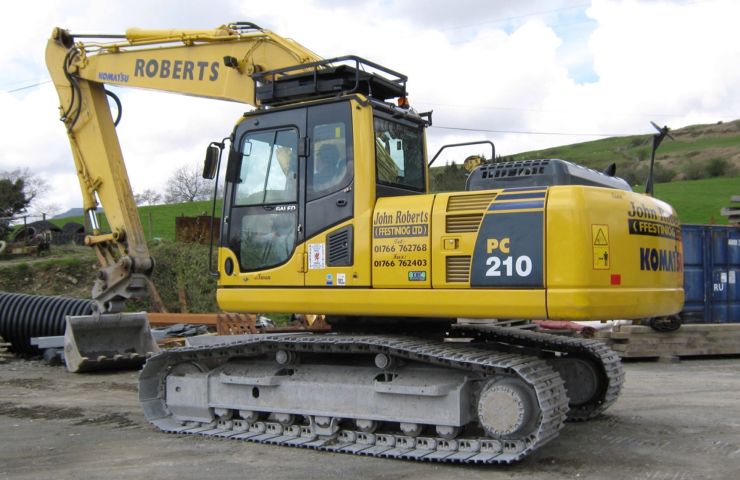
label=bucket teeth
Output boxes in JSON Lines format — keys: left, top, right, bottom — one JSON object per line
{"left": 64, "top": 312, "right": 159, "bottom": 373}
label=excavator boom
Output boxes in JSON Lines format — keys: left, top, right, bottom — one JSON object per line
{"left": 45, "top": 23, "right": 322, "bottom": 371}
{"left": 53, "top": 23, "right": 320, "bottom": 103}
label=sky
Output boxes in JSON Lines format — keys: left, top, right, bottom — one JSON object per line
{"left": 1, "top": 0, "right": 738, "bottom": 215}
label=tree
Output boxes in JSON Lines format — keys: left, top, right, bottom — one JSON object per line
{"left": 164, "top": 163, "right": 213, "bottom": 203}
{"left": 1, "top": 168, "right": 48, "bottom": 206}
{"left": 431, "top": 162, "right": 468, "bottom": 192}
{"left": 134, "top": 188, "right": 163, "bottom": 206}
{"left": 0, "top": 178, "right": 30, "bottom": 240}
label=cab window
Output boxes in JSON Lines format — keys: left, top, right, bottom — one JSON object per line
{"left": 232, "top": 127, "right": 298, "bottom": 271}
{"left": 238, "top": 211, "right": 296, "bottom": 271}
{"left": 374, "top": 116, "right": 425, "bottom": 192}
{"left": 309, "top": 121, "right": 350, "bottom": 200}
{"left": 235, "top": 129, "right": 298, "bottom": 206}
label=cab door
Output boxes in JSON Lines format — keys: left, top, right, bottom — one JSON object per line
{"left": 223, "top": 108, "right": 307, "bottom": 286}
{"left": 304, "top": 101, "right": 355, "bottom": 286}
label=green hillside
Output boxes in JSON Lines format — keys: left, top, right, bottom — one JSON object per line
{"left": 429, "top": 119, "right": 738, "bottom": 224}
{"left": 430, "top": 120, "right": 740, "bottom": 192}
{"left": 509, "top": 119, "right": 740, "bottom": 185}
{"left": 52, "top": 200, "right": 222, "bottom": 242}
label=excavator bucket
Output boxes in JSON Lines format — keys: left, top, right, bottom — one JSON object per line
{"left": 64, "top": 312, "right": 160, "bottom": 373}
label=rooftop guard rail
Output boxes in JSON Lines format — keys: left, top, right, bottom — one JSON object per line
{"left": 253, "top": 55, "right": 408, "bottom": 106}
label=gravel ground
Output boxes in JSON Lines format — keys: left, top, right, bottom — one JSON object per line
{"left": 1, "top": 356, "right": 739, "bottom": 480}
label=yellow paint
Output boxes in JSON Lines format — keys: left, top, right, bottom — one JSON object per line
{"left": 486, "top": 238, "right": 510, "bottom": 254}
{"left": 219, "top": 287, "right": 547, "bottom": 318}
{"left": 219, "top": 185, "right": 682, "bottom": 320}
{"left": 444, "top": 238, "right": 459, "bottom": 250}
{"left": 546, "top": 186, "right": 683, "bottom": 317}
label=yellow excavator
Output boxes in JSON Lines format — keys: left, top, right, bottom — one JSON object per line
{"left": 46, "top": 22, "right": 683, "bottom": 463}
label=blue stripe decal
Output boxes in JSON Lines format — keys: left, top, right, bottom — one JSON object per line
{"left": 489, "top": 200, "right": 545, "bottom": 211}
{"left": 496, "top": 192, "right": 547, "bottom": 201}
{"left": 503, "top": 186, "right": 548, "bottom": 192}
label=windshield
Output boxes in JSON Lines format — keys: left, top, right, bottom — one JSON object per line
{"left": 235, "top": 128, "right": 298, "bottom": 206}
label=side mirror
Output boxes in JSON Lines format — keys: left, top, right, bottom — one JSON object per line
{"left": 203, "top": 144, "right": 220, "bottom": 179}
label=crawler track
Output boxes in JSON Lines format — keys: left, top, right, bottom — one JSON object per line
{"left": 140, "top": 334, "right": 569, "bottom": 464}
{"left": 451, "top": 324, "right": 624, "bottom": 421}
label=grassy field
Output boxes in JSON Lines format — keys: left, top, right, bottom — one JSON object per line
{"left": 52, "top": 199, "right": 222, "bottom": 242}
{"left": 636, "top": 176, "right": 738, "bottom": 225}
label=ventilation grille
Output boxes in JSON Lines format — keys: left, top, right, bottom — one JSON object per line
{"left": 446, "top": 256, "right": 471, "bottom": 283}
{"left": 327, "top": 226, "right": 353, "bottom": 266}
{"left": 446, "top": 214, "right": 484, "bottom": 233}
{"left": 480, "top": 159, "right": 550, "bottom": 179}
{"left": 447, "top": 193, "right": 496, "bottom": 212}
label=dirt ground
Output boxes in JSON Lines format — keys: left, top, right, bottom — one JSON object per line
{"left": 1, "top": 356, "right": 739, "bottom": 480}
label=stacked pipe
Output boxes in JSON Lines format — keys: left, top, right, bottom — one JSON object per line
{"left": 0, "top": 292, "right": 93, "bottom": 355}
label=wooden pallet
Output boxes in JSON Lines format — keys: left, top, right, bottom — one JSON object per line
{"left": 216, "top": 313, "right": 259, "bottom": 335}
{"left": 597, "top": 323, "right": 740, "bottom": 359}
{"left": 0, "top": 337, "right": 13, "bottom": 363}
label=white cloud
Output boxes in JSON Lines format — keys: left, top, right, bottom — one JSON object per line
{"left": 1, "top": 0, "right": 738, "bottom": 212}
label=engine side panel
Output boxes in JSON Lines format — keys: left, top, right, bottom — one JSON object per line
{"left": 546, "top": 186, "right": 684, "bottom": 319}
{"left": 217, "top": 185, "right": 683, "bottom": 320}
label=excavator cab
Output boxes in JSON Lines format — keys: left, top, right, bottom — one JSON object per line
{"left": 220, "top": 99, "right": 357, "bottom": 281}
{"left": 211, "top": 57, "right": 427, "bottom": 295}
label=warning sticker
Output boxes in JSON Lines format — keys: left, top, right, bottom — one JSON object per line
{"left": 592, "top": 225, "right": 610, "bottom": 270}
{"left": 593, "top": 226, "right": 609, "bottom": 246}
{"left": 308, "top": 243, "right": 325, "bottom": 270}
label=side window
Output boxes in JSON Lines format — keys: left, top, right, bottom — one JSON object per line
{"left": 374, "top": 116, "right": 425, "bottom": 191}
{"left": 235, "top": 129, "right": 298, "bottom": 205}
{"left": 309, "top": 121, "right": 351, "bottom": 200}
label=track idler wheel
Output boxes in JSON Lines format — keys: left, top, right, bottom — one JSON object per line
{"left": 477, "top": 377, "right": 540, "bottom": 439}
{"left": 553, "top": 357, "right": 603, "bottom": 406}
{"left": 549, "top": 355, "right": 608, "bottom": 421}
